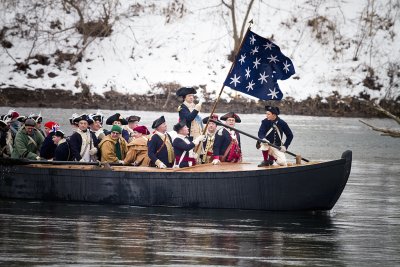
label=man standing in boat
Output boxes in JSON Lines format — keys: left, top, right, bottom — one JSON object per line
{"left": 98, "top": 124, "right": 128, "bottom": 164}
{"left": 125, "top": 115, "right": 141, "bottom": 143}
{"left": 69, "top": 114, "right": 99, "bottom": 162}
{"left": 11, "top": 118, "right": 44, "bottom": 160}
{"left": 89, "top": 112, "right": 107, "bottom": 141}
{"left": 200, "top": 114, "right": 219, "bottom": 164}
{"left": 212, "top": 112, "right": 242, "bottom": 165}
{"left": 148, "top": 116, "right": 174, "bottom": 169}
{"left": 258, "top": 106, "right": 293, "bottom": 167}
{"left": 176, "top": 87, "right": 203, "bottom": 140}
{"left": 172, "top": 120, "right": 204, "bottom": 168}
{"left": 105, "top": 113, "right": 130, "bottom": 142}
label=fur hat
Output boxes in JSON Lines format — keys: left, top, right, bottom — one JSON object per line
{"left": 127, "top": 115, "right": 141, "bottom": 123}
{"left": 106, "top": 113, "right": 128, "bottom": 125}
{"left": 152, "top": 116, "right": 166, "bottom": 129}
{"left": 220, "top": 112, "right": 241, "bottom": 123}
{"left": 176, "top": 87, "right": 197, "bottom": 97}
{"left": 265, "top": 105, "right": 280, "bottom": 115}
{"left": 132, "top": 125, "right": 150, "bottom": 135}
{"left": 173, "top": 120, "right": 187, "bottom": 132}
{"left": 24, "top": 118, "right": 36, "bottom": 127}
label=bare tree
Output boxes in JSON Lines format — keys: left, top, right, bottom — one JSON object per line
{"left": 359, "top": 103, "right": 400, "bottom": 138}
{"left": 222, "top": 0, "right": 255, "bottom": 61}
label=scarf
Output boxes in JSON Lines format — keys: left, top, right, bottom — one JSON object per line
{"left": 115, "top": 140, "right": 122, "bottom": 160}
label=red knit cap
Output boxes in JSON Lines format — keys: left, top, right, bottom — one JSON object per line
{"left": 133, "top": 125, "right": 150, "bottom": 135}
{"left": 44, "top": 121, "right": 58, "bottom": 129}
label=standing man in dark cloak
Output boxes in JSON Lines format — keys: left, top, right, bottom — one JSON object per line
{"left": 176, "top": 87, "right": 203, "bottom": 140}
{"left": 147, "top": 116, "right": 174, "bottom": 169}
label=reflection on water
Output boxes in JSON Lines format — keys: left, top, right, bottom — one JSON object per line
{"left": 0, "top": 107, "right": 400, "bottom": 265}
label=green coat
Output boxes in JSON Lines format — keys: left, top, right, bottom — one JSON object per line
{"left": 11, "top": 127, "right": 44, "bottom": 160}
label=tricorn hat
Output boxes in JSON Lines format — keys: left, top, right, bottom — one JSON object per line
{"left": 202, "top": 114, "right": 220, "bottom": 124}
{"left": 151, "top": 116, "right": 166, "bottom": 129}
{"left": 173, "top": 120, "right": 187, "bottom": 132}
{"left": 28, "top": 113, "right": 43, "bottom": 123}
{"left": 73, "top": 114, "right": 91, "bottom": 124}
{"left": 220, "top": 112, "right": 241, "bottom": 123}
{"left": 265, "top": 105, "right": 280, "bottom": 115}
{"left": 89, "top": 112, "right": 104, "bottom": 124}
{"left": 127, "top": 115, "right": 141, "bottom": 123}
{"left": 176, "top": 87, "right": 197, "bottom": 97}
{"left": 106, "top": 113, "right": 128, "bottom": 125}
{"left": 132, "top": 125, "right": 150, "bottom": 135}
{"left": 53, "top": 130, "right": 65, "bottom": 138}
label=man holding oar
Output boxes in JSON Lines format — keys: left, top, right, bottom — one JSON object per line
{"left": 258, "top": 106, "right": 293, "bottom": 167}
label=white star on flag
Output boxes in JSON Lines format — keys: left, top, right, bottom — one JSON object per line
{"left": 283, "top": 60, "right": 291, "bottom": 73}
{"left": 246, "top": 80, "right": 255, "bottom": 91}
{"left": 253, "top": 57, "right": 261, "bottom": 69}
{"left": 268, "top": 88, "right": 279, "bottom": 99}
{"left": 267, "top": 55, "right": 279, "bottom": 63}
{"left": 250, "top": 35, "right": 256, "bottom": 45}
{"left": 250, "top": 46, "right": 259, "bottom": 55}
{"left": 263, "top": 42, "right": 274, "bottom": 50}
{"left": 245, "top": 67, "right": 251, "bottom": 79}
{"left": 229, "top": 74, "right": 241, "bottom": 87}
{"left": 258, "top": 71, "right": 269, "bottom": 84}
{"left": 239, "top": 54, "right": 246, "bottom": 65}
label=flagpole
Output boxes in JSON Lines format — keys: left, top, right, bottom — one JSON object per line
{"left": 195, "top": 20, "right": 254, "bottom": 154}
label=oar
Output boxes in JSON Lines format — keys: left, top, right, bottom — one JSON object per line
{"left": 0, "top": 158, "right": 123, "bottom": 166}
{"left": 210, "top": 119, "right": 310, "bottom": 162}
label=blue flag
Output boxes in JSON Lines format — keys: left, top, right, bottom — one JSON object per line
{"left": 223, "top": 30, "right": 295, "bottom": 100}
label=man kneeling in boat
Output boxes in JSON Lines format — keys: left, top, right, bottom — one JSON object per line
{"left": 212, "top": 112, "right": 242, "bottom": 165}
{"left": 148, "top": 116, "right": 174, "bottom": 169}
{"left": 124, "top": 125, "right": 151, "bottom": 166}
{"left": 98, "top": 125, "right": 128, "bottom": 164}
{"left": 172, "top": 120, "right": 204, "bottom": 168}
{"left": 257, "top": 106, "right": 293, "bottom": 167}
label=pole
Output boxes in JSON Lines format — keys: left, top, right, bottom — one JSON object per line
{"left": 210, "top": 119, "right": 310, "bottom": 162}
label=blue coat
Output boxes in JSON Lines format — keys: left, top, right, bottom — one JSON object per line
{"left": 69, "top": 130, "right": 99, "bottom": 161}
{"left": 40, "top": 132, "right": 57, "bottom": 159}
{"left": 54, "top": 140, "right": 72, "bottom": 161}
{"left": 213, "top": 128, "right": 241, "bottom": 158}
{"left": 178, "top": 104, "right": 200, "bottom": 139}
{"left": 258, "top": 117, "right": 293, "bottom": 148}
{"left": 172, "top": 136, "right": 195, "bottom": 168}
{"left": 148, "top": 133, "right": 174, "bottom": 167}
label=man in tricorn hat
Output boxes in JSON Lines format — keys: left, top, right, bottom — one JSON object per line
{"left": 125, "top": 115, "right": 141, "bottom": 143}
{"left": 200, "top": 114, "right": 219, "bottom": 164}
{"left": 147, "top": 116, "right": 174, "bottom": 168}
{"left": 11, "top": 118, "right": 44, "bottom": 160}
{"left": 89, "top": 112, "right": 107, "bottom": 141}
{"left": 69, "top": 114, "right": 99, "bottom": 162}
{"left": 257, "top": 105, "right": 293, "bottom": 166}
{"left": 53, "top": 129, "right": 73, "bottom": 161}
{"left": 106, "top": 113, "right": 130, "bottom": 142}
{"left": 176, "top": 87, "right": 203, "bottom": 140}
{"left": 212, "top": 112, "right": 242, "bottom": 165}
{"left": 172, "top": 120, "right": 204, "bottom": 168}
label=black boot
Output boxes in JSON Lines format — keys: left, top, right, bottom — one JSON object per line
{"left": 258, "top": 160, "right": 274, "bottom": 167}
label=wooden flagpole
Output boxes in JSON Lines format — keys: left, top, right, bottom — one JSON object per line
{"left": 195, "top": 20, "right": 253, "bottom": 153}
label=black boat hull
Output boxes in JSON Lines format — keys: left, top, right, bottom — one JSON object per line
{"left": 0, "top": 151, "right": 352, "bottom": 211}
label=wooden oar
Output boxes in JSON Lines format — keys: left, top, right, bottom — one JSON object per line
{"left": 210, "top": 119, "right": 310, "bottom": 162}
{"left": 0, "top": 158, "right": 122, "bottom": 167}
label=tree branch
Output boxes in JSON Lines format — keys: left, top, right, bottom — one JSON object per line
{"left": 374, "top": 103, "right": 400, "bottom": 124}
{"left": 359, "top": 119, "right": 400, "bottom": 138}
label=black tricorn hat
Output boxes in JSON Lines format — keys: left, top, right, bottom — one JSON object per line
{"left": 265, "top": 105, "right": 280, "bottom": 115}
{"left": 106, "top": 113, "right": 128, "bottom": 125}
{"left": 202, "top": 114, "right": 220, "bottom": 124}
{"left": 220, "top": 112, "right": 241, "bottom": 123}
{"left": 176, "top": 87, "right": 197, "bottom": 97}
{"left": 89, "top": 113, "right": 104, "bottom": 124}
{"left": 151, "top": 115, "right": 166, "bottom": 129}
{"left": 53, "top": 130, "right": 65, "bottom": 138}
{"left": 127, "top": 115, "right": 141, "bottom": 123}
{"left": 173, "top": 120, "right": 187, "bottom": 132}
{"left": 73, "top": 114, "right": 91, "bottom": 124}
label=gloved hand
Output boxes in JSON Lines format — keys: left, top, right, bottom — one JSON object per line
{"left": 36, "top": 156, "right": 41, "bottom": 160}
{"left": 193, "top": 135, "right": 205, "bottom": 145}
{"left": 118, "top": 160, "right": 124, "bottom": 165}
{"left": 212, "top": 159, "right": 220, "bottom": 165}
{"left": 79, "top": 158, "right": 85, "bottom": 162}
{"left": 194, "top": 102, "right": 202, "bottom": 112}
{"left": 156, "top": 160, "right": 167, "bottom": 169}
{"left": 280, "top": 146, "right": 287, "bottom": 152}
{"left": 89, "top": 147, "right": 98, "bottom": 156}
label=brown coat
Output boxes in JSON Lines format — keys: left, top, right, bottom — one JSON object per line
{"left": 98, "top": 135, "right": 128, "bottom": 163}
{"left": 124, "top": 136, "right": 151, "bottom": 166}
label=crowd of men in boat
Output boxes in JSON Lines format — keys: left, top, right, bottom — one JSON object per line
{"left": 0, "top": 87, "right": 293, "bottom": 168}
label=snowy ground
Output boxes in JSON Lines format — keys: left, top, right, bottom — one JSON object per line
{"left": 0, "top": 0, "right": 399, "bottom": 102}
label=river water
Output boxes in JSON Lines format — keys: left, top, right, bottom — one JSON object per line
{"left": 0, "top": 107, "right": 399, "bottom": 266}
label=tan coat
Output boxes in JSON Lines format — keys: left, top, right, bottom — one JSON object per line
{"left": 124, "top": 136, "right": 151, "bottom": 166}
{"left": 98, "top": 135, "right": 128, "bottom": 163}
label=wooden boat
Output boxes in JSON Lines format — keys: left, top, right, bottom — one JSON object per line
{"left": 0, "top": 150, "right": 352, "bottom": 211}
